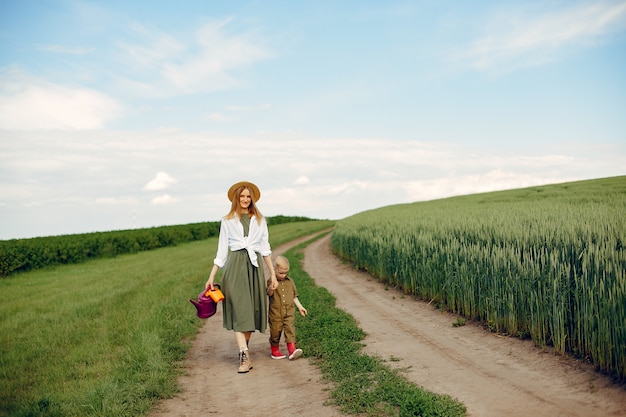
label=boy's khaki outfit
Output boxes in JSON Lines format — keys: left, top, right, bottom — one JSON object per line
{"left": 267, "top": 275, "right": 302, "bottom": 360}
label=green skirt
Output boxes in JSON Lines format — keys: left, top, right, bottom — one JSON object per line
{"left": 221, "top": 249, "right": 267, "bottom": 333}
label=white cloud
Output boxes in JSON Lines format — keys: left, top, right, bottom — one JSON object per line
{"left": 457, "top": 1, "right": 626, "bottom": 72}
{"left": 225, "top": 103, "right": 271, "bottom": 112}
{"left": 0, "top": 68, "right": 121, "bottom": 130}
{"left": 207, "top": 103, "right": 271, "bottom": 123}
{"left": 151, "top": 194, "right": 179, "bottom": 205}
{"left": 144, "top": 172, "right": 177, "bottom": 191}
{"left": 117, "top": 19, "right": 271, "bottom": 97}
{"left": 207, "top": 112, "right": 233, "bottom": 123}
{"left": 225, "top": 105, "right": 250, "bottom": 111}
{"left": 295, "top": 176, "right": 310, "bottom": 185}
{"left": 0, "top": 130, "right": 623, "bottom": 239}
{"left": 34, "top": 44, "right": 95, "bottom": 55}
{"left": 96, "top": 196, "right": 138, "bottom": 205}
{"left": 403, "top": 170, "right": 564, "bottom": 202}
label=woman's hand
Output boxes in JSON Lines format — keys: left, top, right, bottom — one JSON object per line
{"left": 263, "top": 255, "right": 279, "bottom": 290}
{"left": 205, "top": 265, "right": 219, "bottom": 289}
{"left": 269, "top": 275, "right": 278, "bottom": 290}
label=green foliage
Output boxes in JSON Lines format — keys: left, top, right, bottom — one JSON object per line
{"left": 0, "top": 222, "right": 220, "bottom": 277}
{"left": 330, "top": 176, "right": 626, "bottom": 381}
{"left": 452, "top": 318, "right": 467, "bottom": 328}
{"left": 267, "top": 214, "right": 320, "bottom": 225}
{"left": 0, "top": 216, "right": 321, "bottom": 277}
{"left": 287, "top": 241, "right": 466, "bottom": 417}
{"left": 0, "top": 242, "right": 207, "bottom": 417}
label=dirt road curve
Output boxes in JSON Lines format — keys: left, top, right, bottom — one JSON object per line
{"left": 150, "top": 231, "right": 626, "bottom": 417}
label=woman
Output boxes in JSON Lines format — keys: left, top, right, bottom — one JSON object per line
{"left": 205, "top": 181, "right": 278, "bottom": 373}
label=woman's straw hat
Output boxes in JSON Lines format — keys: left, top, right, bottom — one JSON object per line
{"left": 228, "top": 181, "right": 261, "bottom": 202}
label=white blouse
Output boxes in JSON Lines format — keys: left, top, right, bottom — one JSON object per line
{"left": 213, "top": 215, "right": 272, "bottom": 268}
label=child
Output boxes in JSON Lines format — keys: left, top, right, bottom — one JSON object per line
{"left": 266, "top": 255, "right": 308, "bottom": 360}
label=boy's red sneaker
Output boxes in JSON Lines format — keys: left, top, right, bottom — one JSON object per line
{"left": 287, "top": 342, "right": 302, "bottom": 360}
{"left": 271, "top": 345, "right": 287, "bottom": 360}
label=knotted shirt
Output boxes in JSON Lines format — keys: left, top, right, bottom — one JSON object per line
{"left": 213, "top": 214, "right": 272, "bottom": 268}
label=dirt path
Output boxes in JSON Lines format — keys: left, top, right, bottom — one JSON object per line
{"left": 149, "top": 230, "right": 344, "bottom": 417}
{"left": 303, "top": 234, "right": 626, "bottom": 417}
{"left": 150, "top": 231, "right": 626, "bottom": 417}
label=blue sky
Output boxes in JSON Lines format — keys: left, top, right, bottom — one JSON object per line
{"left": 1, "top": 0, "right": 625, "bottom": 239}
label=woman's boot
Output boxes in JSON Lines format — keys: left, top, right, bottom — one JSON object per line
{"left": 238, "top": 349, "right": 253, "bottom": 373}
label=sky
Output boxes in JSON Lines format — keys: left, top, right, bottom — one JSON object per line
{"left": 1, "top": 0, "right": 625, "bottom": 240}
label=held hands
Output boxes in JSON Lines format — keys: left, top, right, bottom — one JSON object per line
{"left": 269, "top": 276, "right": 278, "bottom": 291}
{"left": 264, "top": 256, "right": 279, "bottom": 291}
{"left": 268, "top": 270, "right": 278, "bottom": 291}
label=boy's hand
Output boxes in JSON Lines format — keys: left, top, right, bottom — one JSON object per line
{"left": 299, "top": 307, "right": 308, "bottom": 317}
{"left": 269, "top": 277, "right": 278, "bottom": 290}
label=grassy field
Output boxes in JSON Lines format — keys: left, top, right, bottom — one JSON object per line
{"left": 0, "top": 220, "right": 334, "bottom": 417}
{"left": 1, "top": 218, "right": 464, "bottom": 417}
{"left": 330, "top": 176, "right": 626, "bottom": 381}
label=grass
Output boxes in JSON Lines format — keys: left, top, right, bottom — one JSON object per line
{"left": 1, "top": 242, "right": 200, "bottom": 416}
{"left": 0, "top": 220, "right": 333, "bottom": 417}
{"left": 1, "top": 219, "right": 464, "bottom": 417}
{"left": 287, "top": 234, "right": 466, "bottom": 417}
